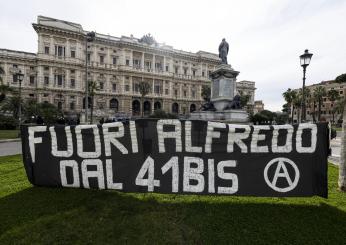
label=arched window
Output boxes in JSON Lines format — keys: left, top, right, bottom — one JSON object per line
{"left": 154, "top": 101, "right": 161, "bottom": 111}
{"left": 172, "top": 103, "right": 179, "bottom": 114}
{"left": 109, "top": 98, "right": 119, "bottom": 112}
{"left": 190, "top": 104, "right": 196, "bottom": 113}
{"left": 83, "top": 97, "right": 92, "bottom": 109}
{"left": 143, "top": 101, "right": 151, "bottom": 115}
{"left": 132, "top": 100, "right": 140, "bottom": 116}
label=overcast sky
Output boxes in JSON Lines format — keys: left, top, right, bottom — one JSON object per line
{"left": 0, "top": 0, "right": 345, "bottom": 111}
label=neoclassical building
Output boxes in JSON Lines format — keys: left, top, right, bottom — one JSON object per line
{"left": 0, "top": 16, "right": 256, "bottom": 120}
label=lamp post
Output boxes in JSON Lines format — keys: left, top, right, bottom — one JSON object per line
{"left": 16, "top": 71, "right": 24, "bottom": 128}
{"left": 85, "top": 31, "right": 96, "bottom": 124}
{"left": 299, "top": 49, "right": 313, "bottom": 122}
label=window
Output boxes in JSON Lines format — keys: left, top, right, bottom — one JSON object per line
{"left": 44, "top": 46, "right": 49, "bottom": 54}
{"left": 71, "top": 50, "right": 76, "bottom": 58}
{"left": 126, "top": 59, "right": 130, "bottom": 66}
{"left": 154, "top": 82, "right": 161, "bottom": 94}
{"left": 70, "top": 70, "right": 75, "bottom": 74}
{"left": 192, "top": 90, "right": 196, "bottom": 98}
{"left": 193, "top": 70, "right": 196, "bottom": 76}
{"left": 184, "top": 68, "right": 187, "bottom": 75}
{"left": 165, "top": 65, "right": 169, "bottom": 72}
{"left": 145, "top": 61, "right": 151, "bottom": 69}
{"left": 175, "top": 67, "right": 178, "bottom": 74}
{"left": 134, "top": 83, "right": 140, "bottom": 93}
{"left": 44, "top": 93, "right": 49, "bottom": 97}
{"left": 112, "top": 83, "right": 117, "bottom": 92}
{"left": 29, "top": 94, "right": 34, "bottom": 97}
{"left": 87, "top": 54, "right": 91, "bottom": 62}
{"left": 133, "top": 59, "right": 140, "bottom": 67}
{"left": 44, "top": 66, "right": 49, "bottom": 71}
{"left": 70, "top": 79, "right": 75, "bottom": 88}
{"left": 56, "top": 75, "right": 63, "bottom": 86}
{"left": 100, "top": 47, "right": 104, "bottom": 51}
{"left": 183, "top": 90, "right": 187, "bottom": 97}
{"left": 70, "top": 102, "right": 75, "bottom": 110}
{"left": 55, "top": 45, "right": 65, "bottom": 57}
{"left": 100, "top": 55, "right": 104, "bottom": 64}
{"left": 44, "top": 76, "right": 49, "bottom": 85}
{"left": 125, "top": 85, "right": 130, "bottom": 91}
{"left": 165, "top": 89, "right": 169, "bottom": 95}
{"left": 340, "top": 91, "right": 344, "bottom": 94}
{"left": 113, "top": 57, "right": 117, "bottom": 65}
{"left": 155, "top": 63, "right": 162, "bottom": 71}
{"left": 174, "top": 89, "right": 178, "bottom": 96}
{"left": 99, "top": 82, "right": 104, "bottom": 90}
{"left": 202, "top": 71, "right": 205, "bottom": 77}
{"left": 30, "top": 76, "right": 35, "bottom": 85}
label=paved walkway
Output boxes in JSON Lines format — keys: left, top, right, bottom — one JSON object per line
{"left": 0, "top": 140, "right": 22, "bottom": 156}
{"left": 329, "top": 136, "right": 341, "bottom": 165}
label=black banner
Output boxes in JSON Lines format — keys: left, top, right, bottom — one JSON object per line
{"left": 20, "top": 120, "right": 329, "bottom": 197}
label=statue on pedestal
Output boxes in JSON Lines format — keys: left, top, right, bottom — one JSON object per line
{"left": 218, "top": 38, "right": 229, "bottom": 64}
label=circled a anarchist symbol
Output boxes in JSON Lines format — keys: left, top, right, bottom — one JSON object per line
{"left": 264, "top": 157, "right": 299, "bottom": 192}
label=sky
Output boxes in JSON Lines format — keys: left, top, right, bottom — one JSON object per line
{"left": 0, "top": 0, "right": 345, "bottom": 111}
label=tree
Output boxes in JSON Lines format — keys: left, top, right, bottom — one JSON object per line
{"left": 327, "top": 88, "right": 340, "bottom": 123}
{"left": 201, "top": 85, "right": 211, "bottom": 102}
{"left": 334, "top": 98, "right": 346, "bottom": 122}
{"left": 0, "top": 65, "right": 4, "bottom": 82}
{"left": 336, "top": 73, "right": 346, "bottom": 191}
{"left": 293, "top": 90, "right": 302, "bottom": 123}
{"left": 88, "top": 80, "right": 99, "bottom": 124}
{"left": 139, "top": 81, "right": 151, "bottom": 117}
{"left": 38, "top": 102, "right": 61, "bottom": 124}
{"left": 0, "top": 65, "right": 14, "bottom": 103}
{"left": 1, "top": 95, "right": 22, "bottom": 119}
{"left": 335, "top": 73, "right": 346, "bottom": 83}
{"left": 313, "top": 86, "right": 326, "bottom": 122}
{"left": 283, "top": 88, "right": 297, "bottom": 124}
{"left": 239, "top": 91, "right": 251, "bottom": 108}
{"left": 339, "top": 99, "right": 346, "bottom": 191}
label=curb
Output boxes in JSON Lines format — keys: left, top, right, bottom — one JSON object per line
{"left": 0, "top": 138, "right": 21, "bottom": 143}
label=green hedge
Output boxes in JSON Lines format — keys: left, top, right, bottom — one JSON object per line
{"left": 0, "top": 115, "right": 17, "bottom": 129}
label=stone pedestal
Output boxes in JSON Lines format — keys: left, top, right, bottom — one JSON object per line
{"left": 210, "top": 64, "right": 239, "bottom": 111}
{"left": 190, "top": 109, "right": 249, "bottom": 123}
{"left": 190, "top": 63, "right": 249, "bottom": 123}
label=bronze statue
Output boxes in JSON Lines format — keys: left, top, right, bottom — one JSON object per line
{"left": 218, "top": 38, "right": 229, "bottom": 64}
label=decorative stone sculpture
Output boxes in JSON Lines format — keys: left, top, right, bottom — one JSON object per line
{"left": 190, "top": 39, "right": 249, "bottom": 123}
{"left": 218, "top": 38, "right": 229, "bottom": 64}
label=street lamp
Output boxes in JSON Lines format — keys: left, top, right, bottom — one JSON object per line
{"left": 85, "top": 31, "right": 96, "bottom": 124}
{"left": 299, "top": 49, "right": 313, "bottom": 122}
{"left": 16, "top": 71, "right": 24, "bottom": 128}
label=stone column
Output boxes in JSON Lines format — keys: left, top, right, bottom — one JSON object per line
{"left": 141, "top": 52, "right": 145, "bottom": 69}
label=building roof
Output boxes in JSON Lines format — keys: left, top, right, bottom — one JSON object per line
{"left": 34, "top": 16, "right": 220, "bottom": 62}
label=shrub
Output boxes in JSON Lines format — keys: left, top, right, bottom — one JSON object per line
{"left": 148, "top": 110, "right": 178, "bottom": 119}
{"left": 0, "top": 114, "right": 17, "bottom": 129}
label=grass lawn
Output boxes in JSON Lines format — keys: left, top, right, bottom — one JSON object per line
{"left": 0, "top": 130, "right": 19, "bottom": 140}
{"left": 1, "top": 155, "right": 346, "bottom": 244}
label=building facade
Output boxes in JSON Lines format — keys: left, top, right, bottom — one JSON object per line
{"left": 291, "top": 80, "right": 346, "bottom": 123}
{"left": 253, "top": 100, "right": 264, "bottom": 114}
{"left": 0, "top": 16, "right": 256, "bottom": 120}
